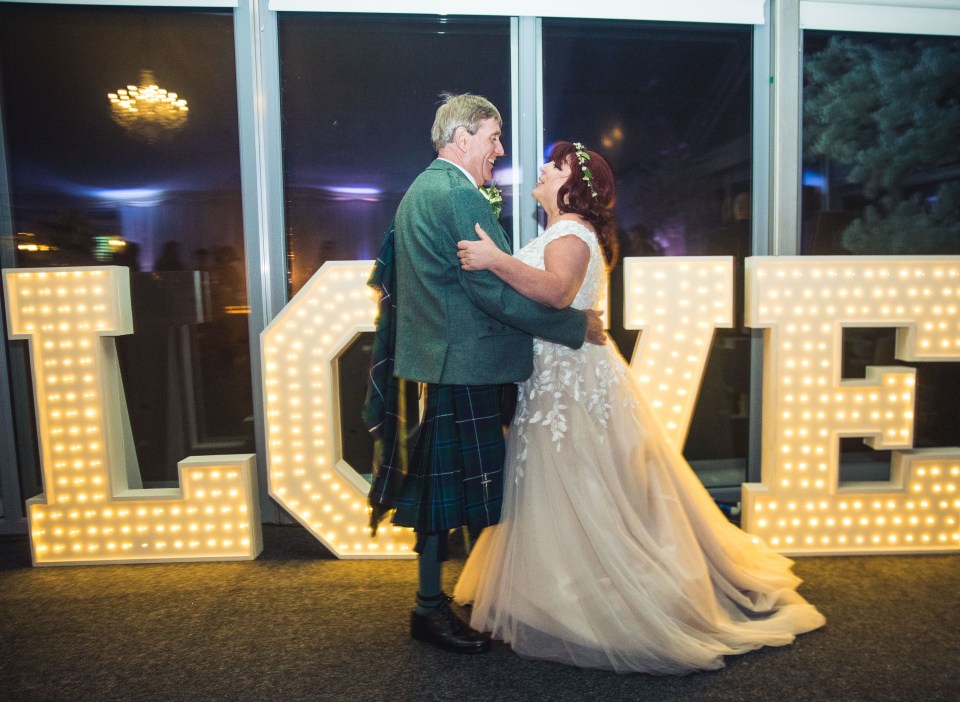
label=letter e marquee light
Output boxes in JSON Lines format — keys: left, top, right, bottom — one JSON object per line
{"left": 742, "top": 257, "right": 960, "bottom": 554}
{"left": 3, "top": 267, "right": 262, "bottom": 566}
{"left": 261, "top": 261, "right": 415, "bottom": 558}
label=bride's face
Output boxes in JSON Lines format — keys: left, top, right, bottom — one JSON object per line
{"left": 532, "top": 157, "right": 573, "bottom": 207}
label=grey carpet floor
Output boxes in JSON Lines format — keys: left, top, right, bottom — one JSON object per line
{"left": 0, "top": 525, "right": 957, "bottom": 702}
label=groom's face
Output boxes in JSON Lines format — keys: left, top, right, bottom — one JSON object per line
{"left": 460, "top": 117, "right": 504, "bottom": 186}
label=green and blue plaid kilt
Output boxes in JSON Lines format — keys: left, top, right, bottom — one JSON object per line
{"left": 392, "top": 383, "right": 505, "bottom": 535}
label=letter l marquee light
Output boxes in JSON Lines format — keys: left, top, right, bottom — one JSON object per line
{"left": 3, "top": 267, "right": 263, "bottom": 565}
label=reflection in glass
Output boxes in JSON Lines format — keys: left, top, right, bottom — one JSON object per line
{"left": 543, "top": 19, "right": 753, "bottom": 488}
{"left": 108, "top": 69, "right": 190, "bottom": 144}
{"left": 803, "top": 30, "right": 960, "bottom": 479}
{"left": 0, "top": 5, "right": 253, "bottom": 489}
{"left": 803, "top": 31, "right": 960, "bottom": 256}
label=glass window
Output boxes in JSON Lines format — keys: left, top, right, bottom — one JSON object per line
{"left": 543, "top": 19, "right": 754, "bottom": 489}
{"left": 0, "top": 4, "right": 253, "bottom": 490}
{"left": 802, "top": 31, "right": 960, "bottom": 257}
{"left": 279, "top": 13, "right": 512, "bottom": 475}
{"left": 802, "top": 30, "right": 960, "bottom": 481}
{"left": 279, "top": 13, "right": 513, "bottom": 295}
{"left": 0, "top": 311, "right": 13, "bottom": 519}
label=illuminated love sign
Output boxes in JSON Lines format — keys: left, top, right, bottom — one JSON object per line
{"left": 3, "top": 267, "right": 262, "bottom": 566}
{"left": 5, "top": 256, "right": 959, "bottom": 564}
{"left": 741, "top": 257, "right": 960, "bottom": 553}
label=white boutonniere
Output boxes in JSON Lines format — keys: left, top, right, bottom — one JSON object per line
{"left": 479, "top": 183, "right": 503, "bottom": 218}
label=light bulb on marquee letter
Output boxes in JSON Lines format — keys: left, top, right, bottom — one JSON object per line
{"left": 742, "top": 256, "right": 960, "bottom": 554}
{"left": 261, "top": 261, "right": 415, "bottom": 559}
{"left": 3, "top": 267, "right": 263, "bottom": 566}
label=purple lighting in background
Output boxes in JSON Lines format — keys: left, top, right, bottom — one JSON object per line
{"left": 491, "top": 166, "right": 514, "bottom": 187}
{"left": 653, "top": 222, "right": 687, "bottom": 256}
{"left": 802, "top": 170, "right": 827, "bottom": 190}
{"left": 91, "top": 187, "right": 165, "bottom": 206}
{"left": 324, "top": 185, "right": 381, "bottom": 201}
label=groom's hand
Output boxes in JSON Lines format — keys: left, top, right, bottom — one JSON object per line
{"left": 584, "top": 309, "right": 606, "bottom": 345}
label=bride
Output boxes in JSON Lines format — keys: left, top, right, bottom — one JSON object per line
{"left": 452, "top": 142, "right": 825, "bottom": 674}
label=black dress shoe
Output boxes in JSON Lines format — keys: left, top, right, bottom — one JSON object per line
{"left": 410, "top": 596, "right": 491, "bottom": 654}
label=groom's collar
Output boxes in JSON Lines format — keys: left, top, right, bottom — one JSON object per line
{"left": 434, "top": 158, "right": 477, "bottom": 188}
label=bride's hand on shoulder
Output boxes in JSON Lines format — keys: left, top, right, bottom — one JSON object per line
{"left": 458, "top": 223, "right": 504, "bottom": 271}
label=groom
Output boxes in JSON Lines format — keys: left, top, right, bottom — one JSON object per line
{"left": 366, "top": 93, "right": 603, "bottom": 654}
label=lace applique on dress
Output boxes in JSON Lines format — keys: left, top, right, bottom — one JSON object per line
{"left": 511, "top": 221, "right": 638, "bottom": 475}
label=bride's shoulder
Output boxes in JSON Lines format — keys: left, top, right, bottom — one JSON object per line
{"left": 545, "top": 217, "right": 599, "bottom": 247}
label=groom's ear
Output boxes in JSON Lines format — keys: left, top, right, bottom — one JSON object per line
{"left": 453, "top": 125, "right": 469, "bottom": 151}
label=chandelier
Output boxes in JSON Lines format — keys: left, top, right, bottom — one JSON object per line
{"left": 108, "top": 70, "right": 189, "bottom": 143}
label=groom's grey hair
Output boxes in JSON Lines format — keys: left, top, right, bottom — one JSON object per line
{"left": 431, "top": 93, "right": 502, "bottom": 152}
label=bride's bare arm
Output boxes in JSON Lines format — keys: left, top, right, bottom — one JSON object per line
{"left": 457, "top": 223, "right": 589, "bottom": 309}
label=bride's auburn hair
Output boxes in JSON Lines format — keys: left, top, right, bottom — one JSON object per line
{"left": 550, "top": 141, "right": 618, "bottom": 267}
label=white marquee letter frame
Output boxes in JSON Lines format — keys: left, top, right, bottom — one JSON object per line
{"left": 622, "top": 257, "right": 734, "bottom": 449}
{"left": 260, "top": 261, "right": 415, "bottom": 559}
{"left": 3, "top": 267, "right": 262, "bottom": 566}
{"left": 742, "top": 256, "right": 960, "bottom": 554}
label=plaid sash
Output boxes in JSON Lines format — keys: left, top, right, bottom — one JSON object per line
{"left": 363, "top": 222, "right": 407, "bottom": 528}
{"left": 392, "top": 383, "right": 505, "bottom": 534}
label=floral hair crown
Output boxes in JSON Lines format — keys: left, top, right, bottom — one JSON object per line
{"left": 573, "top": 142, "right": 598, "bottom": 199}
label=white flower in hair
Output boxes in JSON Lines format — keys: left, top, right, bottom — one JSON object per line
{"left": 573, "top": 142, "right": 598, "bottom": 198}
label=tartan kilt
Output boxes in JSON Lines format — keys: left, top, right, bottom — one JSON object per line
{"left": 392, "top": 383, "right": 505, "bottom": 534}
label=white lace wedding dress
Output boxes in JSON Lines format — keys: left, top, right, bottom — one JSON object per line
{"left": 453, "top": 220, "right": 825, "bottom": 674}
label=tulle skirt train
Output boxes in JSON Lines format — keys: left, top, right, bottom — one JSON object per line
{"left": 453, "top": 343, "right": 825, "bottom": 674}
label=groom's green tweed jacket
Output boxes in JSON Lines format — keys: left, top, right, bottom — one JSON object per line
{"left": 394, "top": 159, "right": 587, "bottom": 385}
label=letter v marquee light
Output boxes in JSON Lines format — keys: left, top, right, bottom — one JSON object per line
{"left": 742, "top": 257, "right": 960, "bottom": 554}
{"left": 3, "top": 267, "right": 262, "bottom": 565}
{"left": 622, "top": 257, "right": 734, "bottom": 449}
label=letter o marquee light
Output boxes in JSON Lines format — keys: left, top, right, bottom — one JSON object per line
{"left": 261, "top": 261, "right": 415, "bottom": 558}
{"left": 3, "top": 267, "right": 262, "bottom": 566}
